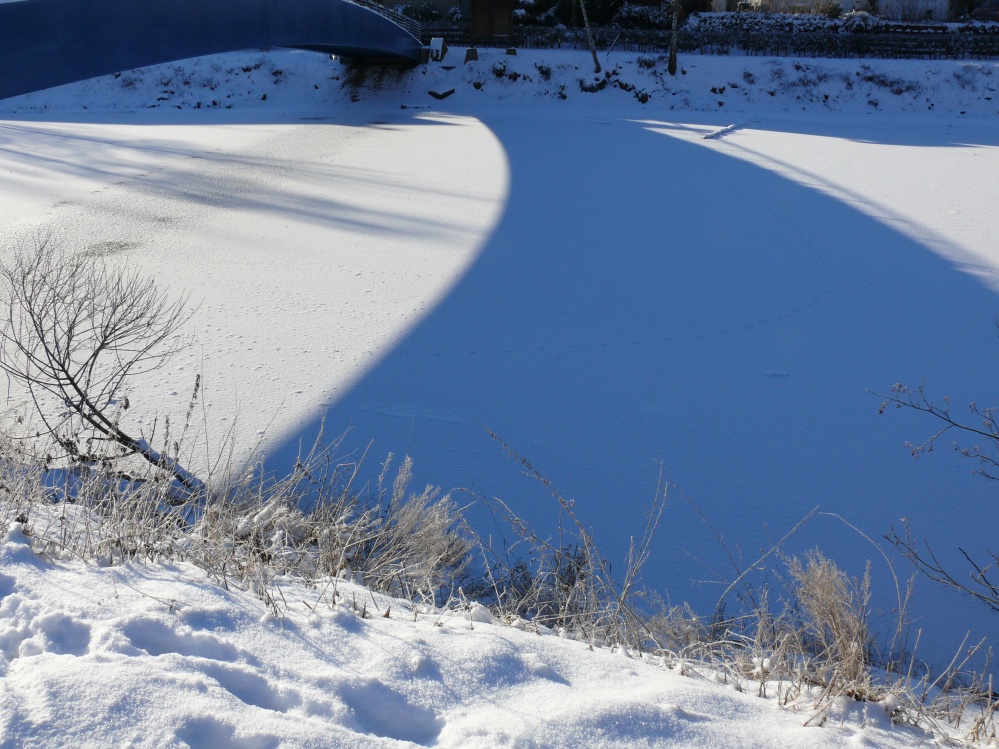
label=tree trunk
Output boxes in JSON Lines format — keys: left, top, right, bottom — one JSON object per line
{"left": 578, "top": 0, "right": 601, "bottom": 74}
{"left": 668, "top": 0, "right": 679, "bottom": 76}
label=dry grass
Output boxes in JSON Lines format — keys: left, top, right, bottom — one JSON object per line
{"left": 460, "top": 441, "right": 999, "bottom": 743}
{"left": 1, "top": 426, "right": 996, "bottom": 744}
{"left": 0, "top": 427, "right": 469, "bottom": 613}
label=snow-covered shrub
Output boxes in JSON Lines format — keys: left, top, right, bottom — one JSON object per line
{"left": 396, "top": 1, "right": 443, "bottom": 22}
{"left": 513, "top": 0, "right": 625, "bottom": 26}
{"left": 818, "top": 0, "right": 844, "bottom": 17}
{"left": 612, "top": 3, "right": 673, "bottom": 29}
{"left": 578, "top": 75, "right": 609, "bottom": 91}
{"left": 841, "top": 9, "right": 882, "bottom": 29}
{"left": 513, "top": 0, "right": 569, "bottom": 26}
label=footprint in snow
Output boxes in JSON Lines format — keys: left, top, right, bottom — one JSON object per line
{"left": 521, "top": 652, "right": 569, "bottom": 685}
{"left": 175, "top": 716, "right": 279, "bottom": 749}
{"left": 31, "top": 611, "right": 91, "bottom": 656}
{"left": 122, "top": 618, "right": 241, "bottom": 662}
{"left": 202, "top": 662, "right": 299, "bottom": 712}
{"left": 0, "top": 604, "right": 91, "bottom": 659}
{"left": 338, "top": 677, "right": 443, "bottom": 745}
{"left": 408, "top": 653, "right": 443, "bottom": 680}
{"left": 179, "top": 606, "right": 252, "bottom": 633}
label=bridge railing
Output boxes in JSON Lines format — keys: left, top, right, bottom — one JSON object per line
{"left": 343, "top": 0, "right": 423, "bottom": 41}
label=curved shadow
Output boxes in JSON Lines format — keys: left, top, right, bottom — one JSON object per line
{"left": 0, "top": 0, "right": 421, "bottom": 101}
{"left": 2, "top": 80, "right": 994, "bottom": 665}
{"left": 264, "top": 110, "right": 999, "bottom": 665}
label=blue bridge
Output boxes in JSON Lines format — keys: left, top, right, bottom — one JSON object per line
{"left": 0, "top": 0, "right": 423, "bottom": 100}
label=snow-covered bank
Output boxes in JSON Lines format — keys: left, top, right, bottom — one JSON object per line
{"left": 1, "top": 47, "right": 999, "bottom": 677}
{"left": 2, "top": 47, "right": 997, "bottom": 117}
{"left": 0, "top": 523, "right": 944, "bottom": 748}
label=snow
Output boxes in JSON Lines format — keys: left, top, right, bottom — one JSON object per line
{"left": 0, "top": 45, "right": 999, "bottom": 745}
{"left": 0, "top": 523, "right": 936, "bottom": 748}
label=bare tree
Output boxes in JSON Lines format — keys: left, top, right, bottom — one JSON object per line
{"left": 578, "top": 0, "right": 602, "bottom": 74}
{"left": 667, "top": 0, "right": 680, "bottom": 76}
{"left": 0, "top": 236, "right": 200, "bottom": 491}
{"left": 874, "top": 358, "right": 999, "bottom": 611}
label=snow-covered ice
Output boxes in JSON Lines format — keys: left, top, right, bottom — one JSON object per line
{"left": 1, "top": 46, "right": 999, "bottom": 717}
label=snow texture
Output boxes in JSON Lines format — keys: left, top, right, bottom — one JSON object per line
{"left": 0, "top": 525, "right": 939, "bottom": 748}
{"left": 0, "top": 48, "right": 998, "bottom": 679}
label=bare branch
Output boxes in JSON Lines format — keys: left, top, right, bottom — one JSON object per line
{"left": 887, "top": 521, "right": 999, "bottom": 613}
{"left": 872, "top": 381, "right": 999, "bottom": 480}
{"left": 0, "top": 236, "right": 199, "bottom": 492}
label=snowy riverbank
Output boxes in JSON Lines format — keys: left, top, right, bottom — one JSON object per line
{"left": 1, "top": 48, "right": 998, "bottom": 747}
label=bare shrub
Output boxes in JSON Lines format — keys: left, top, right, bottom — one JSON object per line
{"left": 0, "top": 236, "right": 198, "bottom": 490}
{"left": 0, "top": 236, "right": 470, "bottom": 611}
{"left": 889, "top": 521, "right": 999, "bottom": 613}
{"left": 0, "top": 419, "right": 470, "bottom": 612}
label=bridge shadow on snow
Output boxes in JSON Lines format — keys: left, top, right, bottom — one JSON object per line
{"left": 259, "top": 111, "right": 999, "bottom": 667}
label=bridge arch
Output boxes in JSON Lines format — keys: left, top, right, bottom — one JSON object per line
{"left": 0, "top": 0, "right": 422, "bottom": 100}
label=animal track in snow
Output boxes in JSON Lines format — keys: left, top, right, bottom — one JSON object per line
{"left": 338, "top": 677, "right": 443, "bottom": 745}
{"left": 123, "top": 618, "right": 241, "bottom": 661}
{"left": 521, "top": 652, "right": 569, "bottom": 685}
{"left": 202, "top": 663, "right": 298, "bottom": 712}
{"left": 175, "top": 716, "right": 279, "bottom": 749}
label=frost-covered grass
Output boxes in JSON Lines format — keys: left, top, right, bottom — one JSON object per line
{"left": 0, "top": 429, "right": 471, "bottom": 608}
{"left": 0, "top": 435, "right": 996, "bottom": 747}
{"left": 0, "top": 514, "right": 955, "bottom": 749}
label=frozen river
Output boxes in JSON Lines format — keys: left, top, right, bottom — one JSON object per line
{"left": 2, "top": 49, "right": 999, "bottom": 667}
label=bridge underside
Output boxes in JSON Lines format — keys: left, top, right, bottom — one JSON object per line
{"left": 0, "top": 0, "right": 422, "bottom": 101}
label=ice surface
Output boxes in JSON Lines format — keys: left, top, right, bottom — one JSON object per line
{"left": 0, "top": 48, "right": 998, "bottom": 672}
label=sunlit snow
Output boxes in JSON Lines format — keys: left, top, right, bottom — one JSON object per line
{"left": 1, "top": 47, "right": 998, "bottom": 747}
